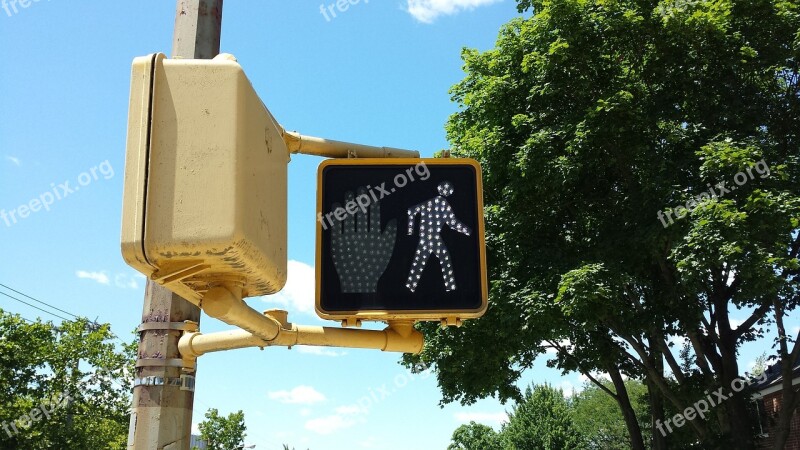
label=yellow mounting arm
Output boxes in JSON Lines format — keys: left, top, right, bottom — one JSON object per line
{"left": 178, "top": 283, "right": 422, "bottom": 372}
{"left": 282, "top": 130, "right": 420, "bottom": 159}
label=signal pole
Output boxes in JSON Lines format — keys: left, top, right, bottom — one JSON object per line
{"left": 128, "top": 1, "right": 223, "bottom": 449}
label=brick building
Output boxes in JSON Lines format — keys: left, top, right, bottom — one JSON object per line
{"left": 754, "top": 362, "right": 800, "bottom": 449}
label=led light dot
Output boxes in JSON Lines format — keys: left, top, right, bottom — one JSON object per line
{"left": 405, "top": 181, "right": 472, "bottom": 293}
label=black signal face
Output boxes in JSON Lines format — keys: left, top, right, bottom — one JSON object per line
{"left": 315, "top": 158, "right": 487, "bottom": 322}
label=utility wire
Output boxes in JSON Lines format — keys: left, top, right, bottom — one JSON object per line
{"left": 0, "top": 287, "right": 134, "bottom": 396}
{"left": 0, "top": 283, "right": 130, "bottom": 345}
{"left": 0, "top": 291, "right": 71, "bottom": 321}
{"left": 18, "top": 314, "right": 38, "bottom": 324}
{"left": 0, "top": 283, "right": 80, "bottom": 319}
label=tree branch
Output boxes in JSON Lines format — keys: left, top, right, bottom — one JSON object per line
{"left": 686, "top": 328, "right": 719, "bottom": 376}
{"left": 654, "top": 336, "right": 686, "bottom": 384}
{"left": 700, "top": 316, "right": 722, "bottom": 347}
{"left": 616, "top": 331, "right": 710, "bottom": 441}
{"left": 546, "top": 339, "right": 617, "bottom": 398}
{"left": 734, "top": 302, "right": 772, "bottom": 340}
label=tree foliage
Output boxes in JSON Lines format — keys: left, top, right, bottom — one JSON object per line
{"left": 407, "top": 0, "right": 800, "bottom": 448}
{"left": 448, "top": 421, "right": 503, "bottom": 450}
{"left": 502, "top": 384, "right": 586, "bottom": 449}
{"left": 0, "top": 309, "right": 135, "bottom": 449}
{"left": 198, "top": 408, "right": 247, "bottom": 450}
{"left": 449, "top": 383, "right": 653, "bottom": 449}
{"left": 572, "top": 380, "right": 652, "bottom": 449}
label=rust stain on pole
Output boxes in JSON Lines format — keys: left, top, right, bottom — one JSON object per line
{"left": 129, "top": 2, "right": 223, "bottom": 449}
{"left": 172, "top": 0, "right": 223, "bottom": 60}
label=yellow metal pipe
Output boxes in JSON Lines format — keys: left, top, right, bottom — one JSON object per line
{"left": 199, "top": 284, "right": 282, "bottom": 341}
{"left": 179, "top": 320, "right": 423, "bottom": 359}
{"left": 179, "top": 329, "right": 264, "bottom": 357}
{"left": 189, "top": 285, "right": 422, "bottom": 363}
{"left": 282, "top": 130, "right": 420, "bottom": 159}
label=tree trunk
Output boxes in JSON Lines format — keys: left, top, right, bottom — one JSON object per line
{"left": 647, "top": 373, "right": 668, "bottom": 449}
{"left": 717, "top": 336, "right": 755, "bottom": 449}
{"left": 771, "top": 297, "right": 800, "bottom": 450}
{"left": 607, "top": 364, "right": 646, "bottom": 450}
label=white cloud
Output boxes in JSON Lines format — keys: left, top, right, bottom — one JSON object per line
{"left": 302, "top": 403, "right": 369, "bottom": 435}
{"left": 578, "top": 370, "right": 625, "bottom": 385}
{"left": 542, "top": 338, "right": 572, "bottom": 355}
{"left": 454, "top": 411, "right": 507, "bottom": 425}
{"left": 299, "top": 408, "right": 313, "bottom": 417}
{"left": 406, "top": 0, "right": 503, "bottom": 23}
{"left": 713, "top": 318, "right": 743, "bottom": 333}
{"left": 262, "top": 260, "right": 315, "bottom": 314}
{"left": 334, "top": 405, "right": 363, "bottom": 415}
{"left": 5, "top": 155, "right": 21, "bottom": 166}
{"left": 268, "top": 385, "right": 326, "bottom": 405}
{"left": 725, "top": 268, "right": 737, "bottom": 287}
{"left": 76, "top": 270, "right": 110, "bottom": 285}
{"left": 114, "top": 274, "right": 140, "bottom": 290}
{"left": 359, "top": 437, "right": 379, "bottom": 448}
{"left": 296, "top": 346, "right": 347, "bottom": 357}
{"left": 77, "top": 271, "right": 142, "bottom": 289}
{"left": 275, "top": 430, "right": 292, "bottom": 439}
{"left": 304, "top": 415, "right": 357, "bottom": 435}
{"left": 191, "top": 423, "right": 200, "bottom": 435}
{"left": 667, "top": 335, "right": 688, "bottom": 347}
{"left": 559, "top": 380, "right": 578, "bottom": 397}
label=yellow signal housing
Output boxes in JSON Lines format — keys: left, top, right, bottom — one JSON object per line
{"left": 121, "top": 53, "right": 288, "bottom": 304}
{"left": 315, "top": 158, "right": 488, "bottom": 324}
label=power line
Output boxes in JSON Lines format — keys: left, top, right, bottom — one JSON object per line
{"left": 0, "top": 283, "right": 129, "bottom": 345}
{"left": 0, "top": 288, "right": 134, "bottom": 395}
{"left": 0, "top": 283, "right": 80, "bottom": 319}
{"left": 18, "top": 314, "right": 38, "bottom": 324}
{"left": 0, "top": 291, "right": 71, "bottom": 321}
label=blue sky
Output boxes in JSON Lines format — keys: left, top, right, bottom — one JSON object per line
{"left": 0, "top": 1, "right": 788, "bottom": 449}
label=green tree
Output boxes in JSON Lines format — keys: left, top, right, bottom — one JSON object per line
{"left": 750, "top": 353, "right": 769, "bottom": 377}
{"left": 405, "top": 0, "right": 800, "bottom": 448}
{"left": 198, "top": 408, "right": 247, "bottom": 450}
{"left": 501, "top": 384, "right": 585, "bottom": 449}
{"left": 0, "top": 310, "right": 135, "bottom": 449}
{"left": 572, "top": 380, "right": 652, "bottom": 449}
{"left": 448, "top": 421, "right": 503, "bottom": 450}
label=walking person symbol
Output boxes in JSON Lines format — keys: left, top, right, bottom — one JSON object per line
{"left": 406, "top": 181, "right": 471, "bottom": 293}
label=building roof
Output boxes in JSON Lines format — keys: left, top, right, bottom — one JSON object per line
{"left": 752, "top": 360, "right": 800, "bottom": 394}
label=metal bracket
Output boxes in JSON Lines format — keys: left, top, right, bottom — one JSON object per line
{"left": 151, "top": 262, "right": 210, "bottom": 285}
{"left": 138, "top": 321, "right": 199, "bottom": 333}
{"left": 440, "top": 317, "right": 463, "bottom": 328}
{"left": 347, "top": 149, "right": 358, "bottom": 158}
{"left": 133, "top": 375, "right": 195, "bottom": 392}
{"left": 136, "top": 358, "right": 186, "bottom": 369}
{"left": 180, "top": 374, "right": 196, "bottom": 392}
{"left": 341, "top": 318, "right": 362, "bottom": 328}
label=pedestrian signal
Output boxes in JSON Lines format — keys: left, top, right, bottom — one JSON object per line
{"left": 315, "top": 158, "right": 488, "bottom": 323}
